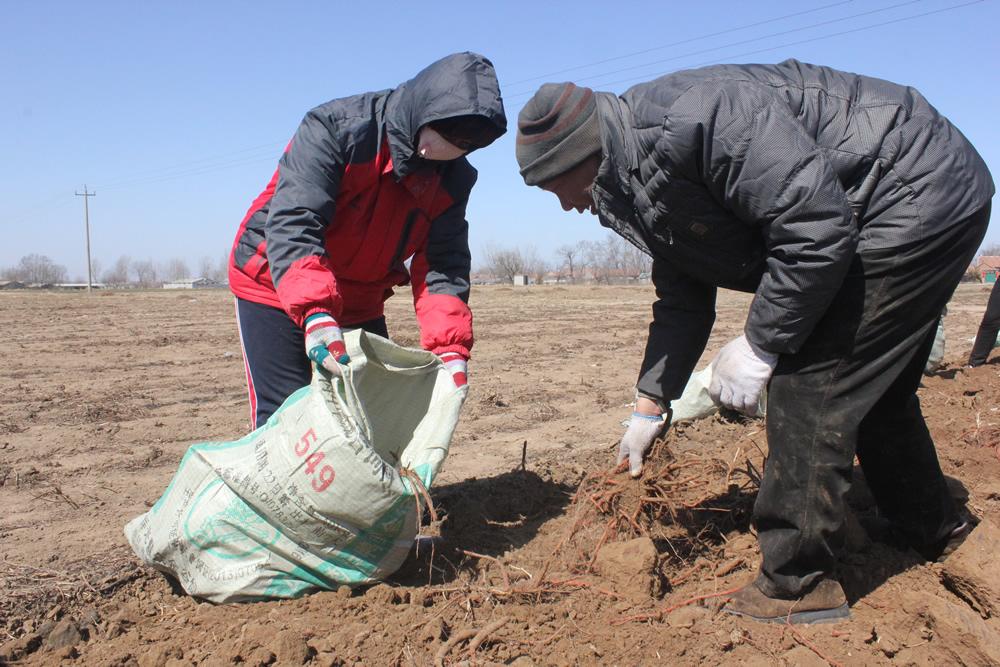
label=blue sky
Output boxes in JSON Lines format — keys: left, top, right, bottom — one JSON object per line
{"left": 3, "top": 0, "right": 998, "bottom": 279}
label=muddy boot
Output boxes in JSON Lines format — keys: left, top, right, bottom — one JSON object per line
{"left": 721, "top": 577, "right": 850, "bottom": 624}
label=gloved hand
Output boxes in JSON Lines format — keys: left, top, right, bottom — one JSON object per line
{"left": 616, "top": 410, "right": 669, "bottom": 478}
{"left": 304, "top": 312, "right": 350, "bottom": 375}
{"left": 709, "top": 334, "right": 778, "bottom": 416}
{"left": 439, "top": 352, "right": 468, "bottom": 388}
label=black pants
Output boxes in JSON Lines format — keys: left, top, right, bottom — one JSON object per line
{"left": 755, "top": 204, "right": 990, "bottom": 598}
{"left": 968, "top": 279, "right": 1000, "bottom": 366}
{"left": 235, "top": 298, "right": 389, "bottom": 429}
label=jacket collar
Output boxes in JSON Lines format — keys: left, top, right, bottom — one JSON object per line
{"left": 593, "top": 93, "right": 638, "bottom": 229}
{"left": 591, "top": 93, "right": 656, "bottom": 257}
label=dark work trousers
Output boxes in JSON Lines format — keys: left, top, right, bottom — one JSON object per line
{"left": 755, "top": 203, "right": 991, "bottom": 598}
{"left": 968, "top": 279, "right": 1000, "bottom": 366}
{"left": 235, "top": 298, "right": 389, "bottom": 429}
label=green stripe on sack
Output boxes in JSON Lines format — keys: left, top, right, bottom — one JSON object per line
{"left": 314, "top": 463, "right": 434, "bottom": 582}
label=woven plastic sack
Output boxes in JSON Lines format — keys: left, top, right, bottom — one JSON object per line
{"left": 924, "top": 314, "right": 947, "bottom": 373}
{"left": 671, "top": 364, "right": 766, "bottom": 424}
{"left": 124, "top": 330, "right": 465, "bottom": 603}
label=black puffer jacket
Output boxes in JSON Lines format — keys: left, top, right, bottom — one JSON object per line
{"left": 591, "top": 59, "right": 994, "bottom": 401}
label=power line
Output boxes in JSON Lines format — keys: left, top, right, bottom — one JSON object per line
{"left": 579, "top": 0, "right": 984, "bottom": 93}
{"left": 505, "top": 0, "right": 928, "bottom": 97}
{"left": 83, "top": 2, "right": 920, "bottom": 193}
{"left": 96, "top": 151, "right": 281, "bottom": 191}
{"left": 505, "top": 0, "right": 857, "bottom": 86}
{"left": 38, "top": 0, "right": 987, "bottom": 199}
{"left": 95, "top": 142, "right": 284, "bottom": 190}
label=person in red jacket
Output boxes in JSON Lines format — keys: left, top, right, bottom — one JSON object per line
{"left": 229, "top": 52, "right": 507, "bottom": 428}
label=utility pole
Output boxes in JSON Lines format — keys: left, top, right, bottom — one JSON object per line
{"left": 75, "top": 185, "right": 96, "bottom": 292}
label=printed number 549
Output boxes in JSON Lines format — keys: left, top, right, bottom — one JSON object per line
{"left": 294, "top": 428, "right": 336, "bottom": 492}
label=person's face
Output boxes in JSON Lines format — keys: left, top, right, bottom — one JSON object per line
{"left": 538, "top": 153, "right": 601, "bottom": 215}
{"left": 416, "top": 126, "right": 468, "bottom": 161}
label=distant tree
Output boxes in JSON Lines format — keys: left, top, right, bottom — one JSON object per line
{"left": 521, "top": 246, "right": 547, "bottom": 285}
{"left": 978, "top": 243, "right": 1000, "bottom": 259}
{"left": 197, "top": 255, "right": 215, "bottom": 280}
{"left": 88, "top": 258, "right": 103, "bottom": 284}
{"left": 215, "top": 252, "right": 230, "bottom": 283}
{"left": 555, "top": 243, "right": 582, "bottom": 283}
{"left": 4, "top": 254, "right": 68, "bottom": 284}
{"left": 132, "top": 259, "right": 159, "bottom": 287}
{"left": 482, "top": 243, "right": 528, "bottom": 284}
{"left": 579, "top": 234, "right": 651, "bottom": 283}
{"left": 163, "top": 258, "right": 190, "bottom": 281}
{"left": 580, "top": 239, "right": 615, "bottom": 283}
{"left": 615, "top": 234, "right": 652, "bottom": 280}
{"left": 102, "top": 255, "right": 131, "bottom": 286}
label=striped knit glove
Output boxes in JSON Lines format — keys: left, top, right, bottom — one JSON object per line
{"left": 439, "top": 352, "right": 468, "bottom": 388}
{"left": 304, "top": 312, "right": 350, "bottom": 375}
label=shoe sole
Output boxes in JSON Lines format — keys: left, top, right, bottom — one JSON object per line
{"left": 722, "top": 603, "right": 851, "bottom": 625}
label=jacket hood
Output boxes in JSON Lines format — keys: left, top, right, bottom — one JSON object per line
{"left": 385, "top": 52, "right": 507, "bottom": 178}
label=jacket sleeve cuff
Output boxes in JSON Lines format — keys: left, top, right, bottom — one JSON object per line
{"left": 429, "top": 344, "right": 470, "bottom": 360}
{"left": 636, "top": 389, "right": 669, "bottom": 412}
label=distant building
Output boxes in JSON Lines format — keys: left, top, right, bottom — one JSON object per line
{"left": 512, "top": 274, "right": 529, "bottom": 286}
{"left": 470, "top": 273, "right": 503, "bottom": 286}
{"left": 976, "top": 256, "right": 1000, "bottom": 284}
{"left": 54, "top": 282, "right": 105, "bottom": 290}
{"left": 0, "top": 280, "right": 26, "bottom": 290}
{"left": 162, "top": 277, "right": 225, "bottom": 290}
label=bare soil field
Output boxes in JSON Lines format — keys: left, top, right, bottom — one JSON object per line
{"left": 2, "top": 283, "right": 999, "bottom": 666}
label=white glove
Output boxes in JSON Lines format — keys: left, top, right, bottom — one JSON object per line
{"left": 709, "top": 335, "right": 778, "bottom": 416}
{"left": 616, "top": 411, "right": 669, "bottom": 478}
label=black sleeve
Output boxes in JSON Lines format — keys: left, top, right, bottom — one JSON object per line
{"left": 636, "top": 258, "right": 717, "bottom": 402}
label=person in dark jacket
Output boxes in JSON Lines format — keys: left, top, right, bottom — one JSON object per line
{"left": 515, "top": 59, "right": 994, "bottom": 624}
{"left": 229, "top": 52, "right": 506, "bottom": 429}
{"left": 968, "top": 279, "right": 1000, "bottom": 366}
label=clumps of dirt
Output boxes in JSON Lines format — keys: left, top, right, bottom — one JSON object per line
{"left": 940, "top": 519, "right": 1000, "bottom": 619}
{"left": 960, "top": 423, "right": 1000, "bottom": 461}
{"left": 899, "top": 590, "right": 1000, "bottom": 665}
{"left": 0, "top": 420, "right": 26, "bottom": 435}
{"left": 478, "top": 389, "right": 509, "bottom": 409}
{"left": 0, "top": 465, "right": 43, "bottom": 489}
{"left": 0, "top": 546, "right": 143, "bottom": 644}
{"left": 592, "top": 536, "right": 662, "bottom": 598}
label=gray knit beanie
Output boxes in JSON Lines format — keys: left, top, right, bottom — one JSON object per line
{"left": 516, "top": 82, "right": 601, "bottom": 186}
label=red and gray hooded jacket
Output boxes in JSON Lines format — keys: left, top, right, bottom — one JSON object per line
{"left": 228, "top": 52, "right": 507, "bottom": 360}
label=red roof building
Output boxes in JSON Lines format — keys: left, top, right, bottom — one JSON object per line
{"left": 977, "top": 256, "right": 1000, "bottom": 283}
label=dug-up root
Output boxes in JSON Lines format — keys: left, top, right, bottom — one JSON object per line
{"left": 421, "top": 430, "right": 765, "bottom": 650}
{"left": 434, "top": 617, "right": 509, "bottom": 667}
{"left": 574, "top": 433, "right": 760, "bottom": 553}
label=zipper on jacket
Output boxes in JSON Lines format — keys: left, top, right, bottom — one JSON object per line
{"left": 634, "top": 206, "right": 671, "bottom": 245}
